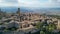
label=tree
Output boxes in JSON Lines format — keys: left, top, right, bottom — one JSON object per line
{"left": 35, "top": 22, "right": 57, "bottom": 34}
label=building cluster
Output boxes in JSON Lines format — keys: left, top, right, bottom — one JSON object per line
{"left": 0, "top": 8, "right": 60, "bottom": 32}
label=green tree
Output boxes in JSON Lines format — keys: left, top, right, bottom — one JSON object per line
{"left": 35, "top": 22, "right": 56, "bottom": 34}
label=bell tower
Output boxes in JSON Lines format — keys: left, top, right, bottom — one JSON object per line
{"left": 17, "top": 8, "right": 20, "bottom": 16}
{"left": 16, "top": 8, "right": 21, "bottom": 22}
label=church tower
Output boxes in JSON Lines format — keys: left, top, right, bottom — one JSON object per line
{"left": 17, "top": 8, "right": 23, "bottom": 29}
{"left": 17, "top": 8, "right": 20, "bottom": 16}
{"left": 16, "top": 8, "right": 21, "bottom": 22}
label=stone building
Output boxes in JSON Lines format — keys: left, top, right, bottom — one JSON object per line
{"left": 57, "top": 20, "right": 60, "bottom": 30}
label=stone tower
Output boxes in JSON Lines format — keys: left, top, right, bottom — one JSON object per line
{"left": 17, "top": 8, "right": 20, "bottom": 16}
{"left": 16, "top": 8, "right": 21, "bottom": 22}
{"left": 17, "top": 8, "right": 21, "bottom": 29}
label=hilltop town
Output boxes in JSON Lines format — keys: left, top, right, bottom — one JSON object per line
{"left": 0, "top": 8, "right": 60, "bottom": 34}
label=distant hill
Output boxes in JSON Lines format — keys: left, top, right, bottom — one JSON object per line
{"left": 20, "top": 7, "right": 33, "bottom": 13}
{"left": 0, "top": 7, "right": 33, "bottom": 13}
{"left": 0, "top": 7, "right": 60, "bottom": 15}
{"left": 1, "top": 7, "right": 18, "bottom": 13}
{"left": 30, "top": 8, "right": 60, "bottom": 15}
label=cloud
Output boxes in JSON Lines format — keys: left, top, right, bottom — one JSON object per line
{"left": 0, "top": 0, "right": 18, "bottom": 7}
{"left": 2, "top": 0, "right": 17, "bottom": 3}
{"left": 0, "top": 3, "right": 18, "bottom": 7}
{"left": 0, "top": 0, "right": 3, "bottom": 2}
{"left": 19, "top": 0, "right": 60, "bottom": 8}
{"left": 0, "top": 0, "right": 60, "bottom": 8}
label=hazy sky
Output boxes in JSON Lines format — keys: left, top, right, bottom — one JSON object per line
{"left": 0, "top": 0, "right": 18, "bottom": 7}
{"left": 0, "top": 0, "right": 60, "bottom": 8}
{"left": 19, "top": 0, "right": 60, "bottom": 8}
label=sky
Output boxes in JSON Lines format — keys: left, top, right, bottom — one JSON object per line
{"left": 0, "top": 0, "right": 18, "bottom": 7}
{"left": 19, "top": 0, "right": 60, "bottom": 8}
{"left": 0, "top": 0, "right": 60, "bottom": 8}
